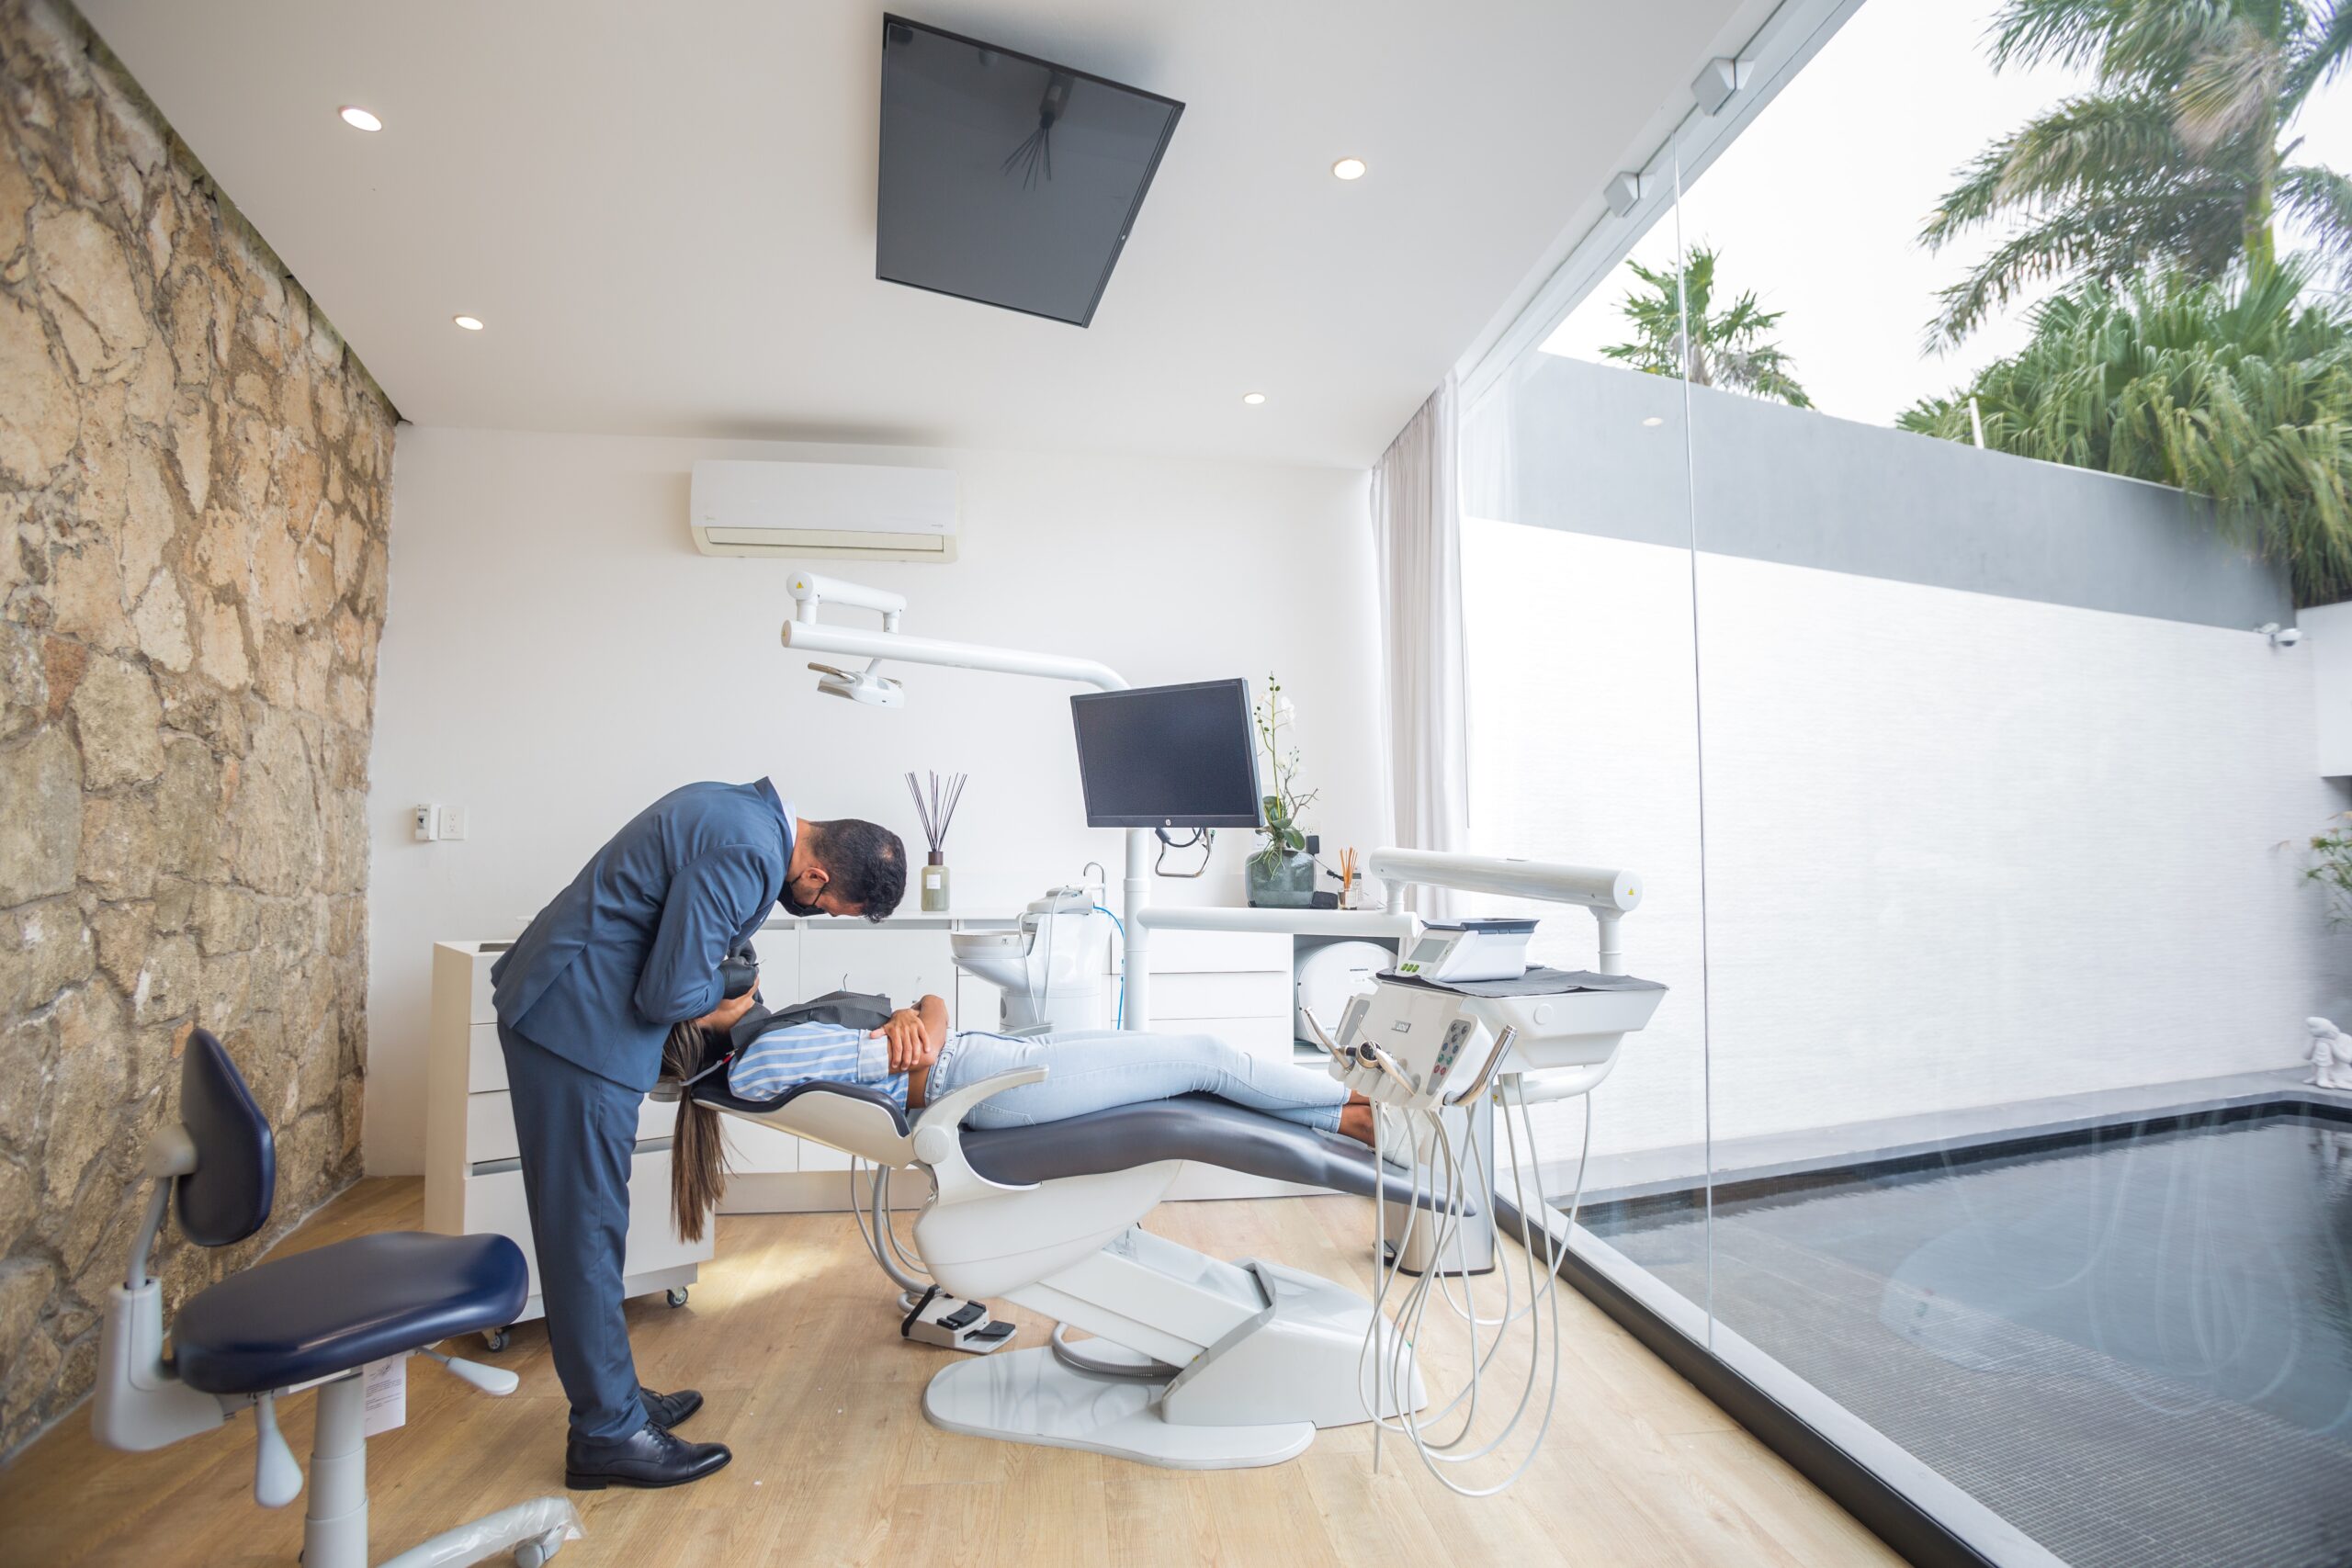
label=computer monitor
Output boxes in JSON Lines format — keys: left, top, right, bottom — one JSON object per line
{"left": 1069, "top": 679, "right": 1263, "bottom": 829}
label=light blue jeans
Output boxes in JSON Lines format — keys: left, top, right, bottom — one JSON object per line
{"left": 924, "top": 1029, "right": 1349, "bottom": 1134}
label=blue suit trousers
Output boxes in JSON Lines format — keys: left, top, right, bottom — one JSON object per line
{"left": 498, "top": 1022, "right": 650, "bottom": 1445}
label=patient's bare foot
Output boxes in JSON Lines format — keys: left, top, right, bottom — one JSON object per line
{"left": 1338, "top": 1102, "right": 1374, "bottom": 1145}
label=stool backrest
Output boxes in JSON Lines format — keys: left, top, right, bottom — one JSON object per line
{"left": 175, "top": 1029, "right": 276, "bottom": 1247}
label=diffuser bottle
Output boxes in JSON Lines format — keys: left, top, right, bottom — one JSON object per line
{"left": 922, "top": 852, "right": 950, "bottom": 912}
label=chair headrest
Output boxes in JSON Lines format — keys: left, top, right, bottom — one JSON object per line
{"left": 175, "top": 1030, "right": 276, "bottom": 1248}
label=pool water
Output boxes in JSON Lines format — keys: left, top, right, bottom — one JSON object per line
{"left": 1585, "top": 1107, "right": 2352, "bottom": 1568}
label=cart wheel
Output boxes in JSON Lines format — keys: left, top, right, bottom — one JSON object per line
{"left": 483, "top": 1326, "right": 511, "bottom": 1352}
{"left": 665, "top": 1287, "right": 689, "bottom": 1308}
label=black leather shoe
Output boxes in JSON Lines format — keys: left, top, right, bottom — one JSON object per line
{"left": 564, "top": 1424, "right": 730, "bottom": 1491}
{"left": 639, "top": 1385, "right": 703, "bottom": 1430}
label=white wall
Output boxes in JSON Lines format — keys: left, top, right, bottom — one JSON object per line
{"left": 1464, "top": 521, "right": 2352, "bottom": 1166}
{"left": 366, "top": 428, "right": 1383, "bottom": 1173}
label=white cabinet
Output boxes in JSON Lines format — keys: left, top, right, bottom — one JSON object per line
{"left": 424, "top": 942, "right": 711, "bottom": 1335}
{"left": 798, "top": 916, "right": 963, "bottom": 1009}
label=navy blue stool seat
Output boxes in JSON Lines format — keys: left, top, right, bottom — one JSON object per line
{"left": 173, "top": 1231, "right": 528, "bottom": 1396}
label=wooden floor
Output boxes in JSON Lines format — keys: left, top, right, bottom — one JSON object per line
{"left": 0, "top": 1179, "right": 1901, "bottom": 1568}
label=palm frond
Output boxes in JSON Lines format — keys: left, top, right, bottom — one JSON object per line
{"left": 1992, "top": 94, "right": 2189, "bottom": 209}
{"left": 2172, "top": 17, "right": 2286, "bottom": 152}
{"left": 1989, "top": 0, "right": 2137, "bottom": 72}
{"left": 2284, "top": 0, "right": 2352, "bottom": 109}
{"left": 2279, "top": 162, "right": 2352, "bottom": 270}
{"left": 1926, "top": 187, "right": 2252, "bottom": 344}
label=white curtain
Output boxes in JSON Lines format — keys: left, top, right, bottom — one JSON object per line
{"left": 1371, "top": 377, "right": 1468, "bottom": 918}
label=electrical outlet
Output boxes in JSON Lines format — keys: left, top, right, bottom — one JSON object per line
{"left": 438, "top": 806, "right": 469, "bottom": 841}
{"left": 413, "top": 804, "right": 439, "bottom": 842}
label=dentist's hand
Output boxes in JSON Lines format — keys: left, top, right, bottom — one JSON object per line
{"left": 876, "top": 1008, "right": 938, "bottom": 1072}
{"left": 692, "top": 987, "right": 761, "bottom": 1033}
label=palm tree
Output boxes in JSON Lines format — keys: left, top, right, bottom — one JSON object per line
{"left": 1923, "top": 0, "right": 2352, "bottom": 345}
{"left": 1900, "top": 263, "right": 2352, "bottom": 601}
{"left": 1600, "top": 246, "right": 1814, "bottom": 407}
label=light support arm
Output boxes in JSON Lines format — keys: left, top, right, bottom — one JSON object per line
{"left": 785, "top": 621, "right": 1126, "bottom": 693}
{"left": 788, "top": 570, "right": 905, "bottom": 632}
{"left": 1368, "top": 849, "right": 1641, "bottom": 975}
{"left": 778, "top": 580, "right": 1156, "bottom": 1026}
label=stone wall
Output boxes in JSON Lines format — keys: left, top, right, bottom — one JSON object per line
{"left": 0, "top": 0, "right": 397, "bottom": 1457}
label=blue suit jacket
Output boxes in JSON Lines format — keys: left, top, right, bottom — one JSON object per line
{"left": 492, "top": 779, "right": 793, "bottom": 1090}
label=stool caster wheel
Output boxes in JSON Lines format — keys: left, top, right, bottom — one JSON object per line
{"left": 483, "top": 1326, "right": 511, "bottom": 1352}
{"left": 665, "top": 1287, "right": 689, "bottom": 1308}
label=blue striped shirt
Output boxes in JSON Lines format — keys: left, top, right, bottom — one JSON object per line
{"left": 728, "top": 1020, "right": 909, "bottom": 1105}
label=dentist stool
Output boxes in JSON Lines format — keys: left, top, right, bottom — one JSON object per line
{"left": 94, "top": 1030, "right": 582, "bottom": 1567}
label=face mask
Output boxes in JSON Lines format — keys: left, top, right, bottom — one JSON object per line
{"left": 781, "top": 880, "right": 824, "bottom": 918}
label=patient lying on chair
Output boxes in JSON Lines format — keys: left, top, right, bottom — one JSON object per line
{"left": 661, "top": 995, "right": 1371, "bottom": 1239}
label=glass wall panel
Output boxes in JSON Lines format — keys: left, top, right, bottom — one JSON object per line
{"left": 1463, "top": 1, "right": 2352, "bottom": 1562}
{"left": 1459, "top": 130, "right": 1713, "bottom": 1328}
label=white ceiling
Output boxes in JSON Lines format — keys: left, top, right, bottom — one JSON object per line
{"left": 82, "top": 1, "right": 1752, "bottom": 468}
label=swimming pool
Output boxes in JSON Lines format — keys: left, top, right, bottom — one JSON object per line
{"left": 1580, "top": 1102, "right": 2352, "bottom": 1568}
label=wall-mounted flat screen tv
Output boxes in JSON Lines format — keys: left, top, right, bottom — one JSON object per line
{"left": 877, "top": 15, "right": 1183, "bottom": 327}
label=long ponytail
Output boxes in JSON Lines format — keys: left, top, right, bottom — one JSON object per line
{"left": 663, "top": 1021, "right": 729, "bottom": 1243}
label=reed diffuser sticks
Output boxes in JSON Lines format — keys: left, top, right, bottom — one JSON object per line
{"left": 907, "top": 771, "right": 967, "bottom": 911}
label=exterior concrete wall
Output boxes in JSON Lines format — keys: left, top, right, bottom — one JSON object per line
{"left": 1464, "top": 354, "right": 2293, "bottom": 630}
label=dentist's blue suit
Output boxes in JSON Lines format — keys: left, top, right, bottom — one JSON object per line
{"left": 491, "top": 778, "right": 793, "bottom": 1444}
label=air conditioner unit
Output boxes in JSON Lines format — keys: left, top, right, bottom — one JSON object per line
{"left": 689, "top": 459, "right": 958, "bottom": 562}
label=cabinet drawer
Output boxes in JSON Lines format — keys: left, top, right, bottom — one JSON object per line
{"left": 1148, "top": 970, "right": 1290, "bottom": 1021}
{"left": 1140, "top": 930, "right": 1290, "bottom": 973}
{"left": 459, "top": 1148, "right": 711, "bottom": 1293}
{"left": 1148, "top": 1012, "right": 1297, "bottom": 1064}
{"left": 468, "top": 1021, "right": 507, "bottom": 1091}
{"left": 469, "top": 951, "right": 500, "bottom": 1023}
{"left": 466, "top": 1089, "right": 672, "bottom": 1167}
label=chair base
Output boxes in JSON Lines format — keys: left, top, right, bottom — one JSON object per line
{"left": 922, "top": 1348, "right": 1317, "bottom": 1470}
{"left": 304, "top": 1373, "right": 582, "bottom": 1568}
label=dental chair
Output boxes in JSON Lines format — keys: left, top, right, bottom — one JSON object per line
{"left": 676, "top": 1051, "right": 1439, "bottom": 1469}
{"left": 96, "top": 1030, "right": 582, "bottom": 1567}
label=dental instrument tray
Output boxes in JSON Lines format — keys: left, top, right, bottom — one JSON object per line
{"left": 1375, "top": 965, "right": 1665, "bottom": 998}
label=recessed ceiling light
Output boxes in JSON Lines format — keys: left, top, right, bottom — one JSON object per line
{"left": 452, "top": 315, "right": 484, "bottom": 332}
{"left": 1642, "top": 416, "right": 1663, "bottom": 427}
{"left": 1331, "top": 157, "right": 1367, "bottom": 181}
{"left": 339, "top": 106, "right": 383, "bottom": 132}
{"left": 1242, "top": 391, "right": 1267, "bottom": 405}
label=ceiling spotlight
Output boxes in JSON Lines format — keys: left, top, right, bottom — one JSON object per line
{"left": 1642, "top": 416, "right": 1663, "bottom": 427}
{"left": 338, "top": 106, "right": 383, "bottom": 132}
{"left": 452, "top": 315, "right": 484, "bottom": 332}
{"left": 1331, "top": 157, "right": 1367, "bottom": 181}
{"left": 1242, "top": 391, "right": 1267, "bottom": 405}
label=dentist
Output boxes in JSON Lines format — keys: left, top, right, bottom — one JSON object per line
{"left": 490, "top": 778, "right": 906, "bottom": 1489}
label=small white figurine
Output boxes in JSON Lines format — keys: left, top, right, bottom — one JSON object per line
{"left": 2306, "top": 1017, "right": 2352, "bottom": 1090}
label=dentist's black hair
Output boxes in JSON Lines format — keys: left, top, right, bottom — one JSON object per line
{"left": 804, "top": 818, "right": 908, "bottom": 920}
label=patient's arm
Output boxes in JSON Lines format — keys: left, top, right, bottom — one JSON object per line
{"left": 877, "top": 994, "right": 951, "bottom": 1072}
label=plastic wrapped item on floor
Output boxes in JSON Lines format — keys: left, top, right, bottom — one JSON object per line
{"left": 376, "top": 1495, "right": 583, "bottom": 1568}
